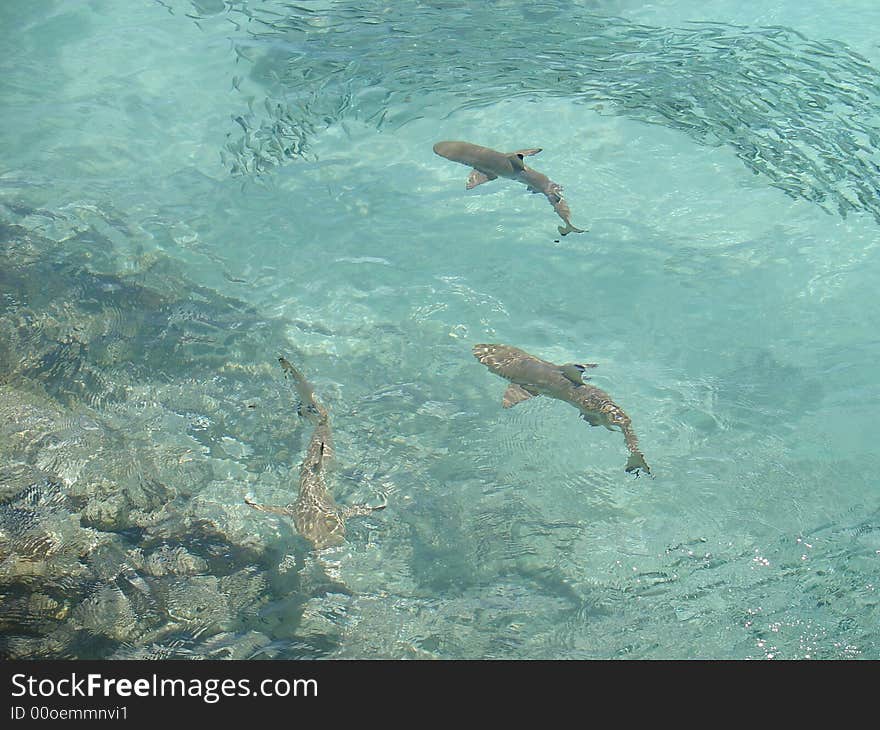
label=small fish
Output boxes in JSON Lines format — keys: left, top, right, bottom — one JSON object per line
{"left": 473, "top": 343, "right": 649, "bottom": 475}
{"left": 233, "top": 115, "right": 249, "bottom": 134}
{"left": 433, "top": 140, "right": 586, "bottom": 236}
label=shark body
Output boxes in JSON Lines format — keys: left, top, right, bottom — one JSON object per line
{"left": 433, "top": 140, "right": 585, "bottom": 236}
{"left": 245, "top": 356, "right": 384, "bottom": 549}
{"left": 473, "top": 343, "right": 650, "bottom": 475}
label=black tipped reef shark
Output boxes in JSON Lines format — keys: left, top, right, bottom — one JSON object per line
{"left": 473, "top": 344, "right": 650, "bottom": 476}
{"left": 245, "top": 357, "right": 385, "bottom": 549}
{"left": 433, "top": 140, "right": 585, "bottom": 236}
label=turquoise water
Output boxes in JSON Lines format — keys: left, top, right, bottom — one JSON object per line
{"left": 1, "top": 0, "right": 879, "bottom": 659}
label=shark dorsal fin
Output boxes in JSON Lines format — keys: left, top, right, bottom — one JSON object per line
{"left": 559, "top": 363, "right": 598, "bottom": 385}
{"left": 502, "top": 383, "right": 536, "bottom": 408}
{"left": 466, "top": 169, "right": 497, "bottom": 189}
{"left": 508, "top": 153, "right": 526, "bottom": 172}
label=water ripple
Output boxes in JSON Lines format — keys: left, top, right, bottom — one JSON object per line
{"left": 167, "top": 0, "right": 880, "bottom": 225}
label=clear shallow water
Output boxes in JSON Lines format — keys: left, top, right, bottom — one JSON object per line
{"left": 0, "top": 0, "right": 878, "bottom": 659}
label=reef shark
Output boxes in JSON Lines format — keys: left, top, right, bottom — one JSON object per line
{"left": 433, "top": 140, "right": 585, "bottom": 236}
{"left": 472, "top": 343, "right": 650, "bottom": 475}
{"left": 244, "top": 356, "right": 385, "bottom": 549}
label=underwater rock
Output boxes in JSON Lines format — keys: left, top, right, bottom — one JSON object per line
{"left": 131, "top": 545, "right": 209, "bottom": 578}
{"left": 0, "top": 592, "right": 67, "bottom": 638}
{"left": 0, "top": 624, "right": 79, "bottom": 660}
{"left": 155, "top": 494, "right": 269, "bottom": 568}
{"left": 70, "top": 582, "right": 147, "bottom": 645}
{"left": 196, "top": 630, "right": 275, "bottom": 660}
{"left": 80, "top": 493, "right": 131, "bottom": 532}
{"left": 0, "top": 471, "right": 117, "bottom": 589}
{"left": 0, "top": 463, "right": 57, "bottom": 504}
{"left": 0, "top": 386, "right": 65, "bottom": 461}
{"left": 107, "top": 629, "right": 275, "bottom": 660}
{"left": 162, "top": 575, "right": 232, "bottom": 635}
{"left": 0, "top": 200, "right": 339, "bottom": 658}
{"left": 220, "top": 568, "right": 268, "bottom": 622}
{"left": 291, "top": 592, "right": 350, "bottom": 654}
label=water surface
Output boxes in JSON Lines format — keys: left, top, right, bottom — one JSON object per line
{"left": 1, "top": 0, "right": 878, "bottom": 659}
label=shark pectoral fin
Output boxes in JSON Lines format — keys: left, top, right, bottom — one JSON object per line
{"left": 502, "top": 383, "right": 535, "bottom": 408}
{"left": 466, "top": 170, "right": 497, "bottom": 189}
{"left": 343, "top": 501, "right": 386, "bottom": 519}
{"left": 244, "top": 497, "right": 293, "bottom": 517}
{"left": 513, "top": 148, "right": 542, "bottom": 157}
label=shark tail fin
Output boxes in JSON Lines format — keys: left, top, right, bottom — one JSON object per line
{"left": 558, "top": 222, "right": 586, "bottom": 236}
{"left": 625, "top": 452, "right": 651, "bottom": 477}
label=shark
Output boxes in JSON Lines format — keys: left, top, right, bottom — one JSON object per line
{"left": 433, "top": 140, "right": 585, "bottom": 236}
{"left": 472, "top": 343, "right": 650, "bottom": 475}
{"left": 244, "top": 356, "right": 385, "bottom": 549}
